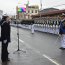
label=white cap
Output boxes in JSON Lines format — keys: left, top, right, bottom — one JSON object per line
{"left": 3, "top": 14, "right": 8, "bottom": 16}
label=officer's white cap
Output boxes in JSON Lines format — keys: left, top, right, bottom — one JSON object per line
{"left": 3, "top": 14, "right": 8, "bottom": 16}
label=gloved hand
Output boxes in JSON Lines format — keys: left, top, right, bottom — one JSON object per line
{"left": 3, "top": 40, "right": 7, "bottom": 44}
{"left": 59, "top": 34, "right": 61, "bottom": 37}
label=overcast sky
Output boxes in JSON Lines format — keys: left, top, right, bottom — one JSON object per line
{"left": 0, "top": 0, "right": 65, "bottom": 15}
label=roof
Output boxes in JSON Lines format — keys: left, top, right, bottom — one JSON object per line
{"left": 39, "top": 8, "right": 59, "bottom": 13}
{"left": 28, "top": 5, "right": 39, "bottom": 9}
{"left": 32, "top": 9, "right": 65, "bottom": 18}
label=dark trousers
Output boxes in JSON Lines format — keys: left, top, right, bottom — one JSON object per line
{"left": 1, "top": 41, "right": 9, "bottom": 61}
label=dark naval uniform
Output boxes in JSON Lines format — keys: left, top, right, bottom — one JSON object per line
{"left": 1, "top": 21, "right": 11, "bottom": 61}
{"left": 59, "top": 20, "right": 65, "bottom": 50}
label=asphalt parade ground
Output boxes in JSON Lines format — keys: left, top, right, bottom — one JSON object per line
{"left": 0, "top": 27, "right": 65, "bottom": 65}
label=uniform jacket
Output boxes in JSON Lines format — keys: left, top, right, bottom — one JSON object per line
{"left": 1, "top": 21, "right": 11, "bottom": 42}
{"left": 59, "top": 20, "right": 65, "bottom": 34}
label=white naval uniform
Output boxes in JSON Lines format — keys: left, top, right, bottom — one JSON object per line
{"left": 31, "top": 24, "right": 34, "bottom": 34}
{"left": 61, "top": 34, "right": 65, "bottom": 48}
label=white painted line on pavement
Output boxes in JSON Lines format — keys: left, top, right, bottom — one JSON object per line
{"left": 19, "top": 39, "right": 32, "bottom": 49}
{"left": 19, "top": 39, "right": 42, "bottom": 54}
{"left": 43, "top": 54, "right": 61, "bottom": 65}
{"left": 19, "top": 39, "right": 24, "bottom": 43}
{"left": 19, "top": 39, "right": 61, "bottom": 65}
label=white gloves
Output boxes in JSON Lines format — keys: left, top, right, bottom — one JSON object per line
{"left": 59, "top": 34, "right": 61, "bottom": 37}
{"left": 3, "top": 40, "right": 7, "bottom": 44}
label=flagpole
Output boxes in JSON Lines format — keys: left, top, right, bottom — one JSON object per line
{"left": 40, "top": 0, "right": 42, "bottom": 23}
{"left": 40, "top": 0, "right": 42, "bottom": 10}
{"left": 27, "top": 0, "right": 29, "bottom": 5}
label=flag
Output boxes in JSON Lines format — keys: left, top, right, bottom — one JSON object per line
{"left": 18, "top": 7, "right": 26, "bottom": 12}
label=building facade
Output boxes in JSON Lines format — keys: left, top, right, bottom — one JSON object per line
{"left": 16, "top": 5, "right": 39, "bottom": 20}
{"left": 16, "top": 6, "right": 26, "bottom": 20}
{"left": 26, "top": 5, "right": 39, "bottom": 19}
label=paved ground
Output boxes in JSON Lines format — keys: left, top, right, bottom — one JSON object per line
{"left": 0, "top": 27, "right": 64, "bottom": 65}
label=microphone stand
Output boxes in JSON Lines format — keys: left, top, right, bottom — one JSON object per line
{"left": 13, "top": 21, "right": 26, "bottom": 54}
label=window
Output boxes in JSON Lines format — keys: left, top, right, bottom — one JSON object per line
{"left": 28, "top": 10, "right": 30, "bottom": 13}
{"left": 35, "top": 10, "right": 37, "bottom": 13}
{"left": 32, "top": 10, "right": 33, "bottom": 13}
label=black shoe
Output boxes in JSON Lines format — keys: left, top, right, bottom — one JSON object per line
{"left": 7, "top": 52, "right": 9, "bottom": 54}
{"left": 6, "top": 58, "right": 10, "bottom": 61}
{"left": 8, "top": 52, "right": 9, "bottom": 54}
{"left": 2, "top": 58, "right": 10, "bottom": 62}
{"left": 2, "top": 60, "right": 6, "bottom": 62}
{"left": 59, "top": 47, "right": 65, "bottom": 50}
